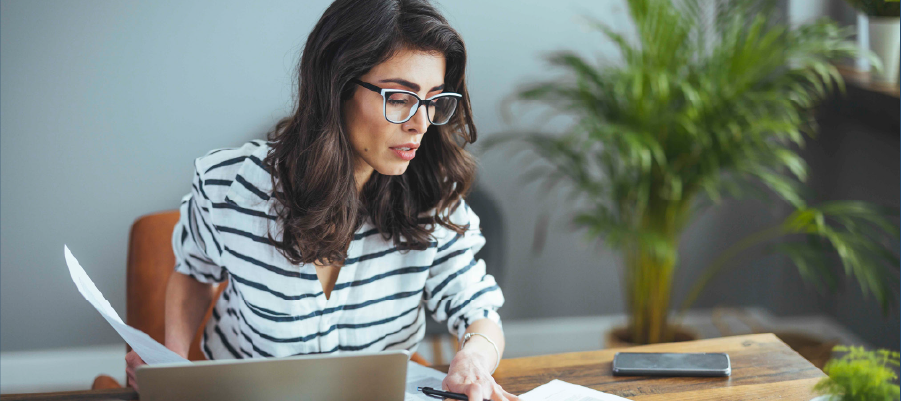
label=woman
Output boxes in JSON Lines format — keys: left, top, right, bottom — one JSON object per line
{"left": 125, "top": 0, "right": 515, "bottom": 400}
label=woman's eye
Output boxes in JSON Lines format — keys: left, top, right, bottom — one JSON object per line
{"left": 388, "top": 99, "right": 408, "bottom": 106}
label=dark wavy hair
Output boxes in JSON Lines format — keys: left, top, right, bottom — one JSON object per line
{"left": 264, "top": 0, "right": 478, "bottom": 265}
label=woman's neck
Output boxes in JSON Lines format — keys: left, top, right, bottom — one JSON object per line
{"left": 354, "top": 161, "right": 374, "bottom": 193}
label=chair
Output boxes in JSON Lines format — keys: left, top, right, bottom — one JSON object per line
{"left": 93, "top": 210, "right": 429, "bottom": 390}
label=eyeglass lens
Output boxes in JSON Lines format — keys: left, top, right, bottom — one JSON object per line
{"left": 385, "top": 92, "right": 458, "bottom": 124}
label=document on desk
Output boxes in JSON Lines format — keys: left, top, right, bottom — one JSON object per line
{"left": 404, "top": 361, "right": 446, "bottom": 401}
{"left": 64, "top": 245, "right": 189, "bottom": 365}
{"left": 520, "top": 379, "right": 632, "bottom": 401}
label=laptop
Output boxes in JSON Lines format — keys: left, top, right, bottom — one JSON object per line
{"left": 136, "top": 350, "right": 410, "bottom": 401}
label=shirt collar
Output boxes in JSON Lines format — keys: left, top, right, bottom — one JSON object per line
{"left": 224, "top": 142, "right": 275, "bottom": 212}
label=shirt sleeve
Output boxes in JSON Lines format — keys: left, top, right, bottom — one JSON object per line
{"left": 171, "top": 158, "right": 227, "bottom": 284}
{"left": 423, "top": 198, "right": 505, "bottom": 342}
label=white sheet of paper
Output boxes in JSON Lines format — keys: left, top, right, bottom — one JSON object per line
{"left": 520, "top": 379, "right": 632, "bottom": 401}
{"left": 404, "top": 361, "right": 447, "bottom": 401}
{"left": 64, "top": 245, "right": 189, "bottom": 365}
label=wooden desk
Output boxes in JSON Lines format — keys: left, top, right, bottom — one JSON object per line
{"left": 492, "top": 333, "right": 825, "bottom": 400}
{"left": 1, "top": 334, "right": 825, "bottom": 400}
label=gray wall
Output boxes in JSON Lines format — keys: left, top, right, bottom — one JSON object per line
{"left": 1, "top": 0, "right": 896, "bottom": 353}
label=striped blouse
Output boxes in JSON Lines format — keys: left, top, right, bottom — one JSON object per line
{"left": 171, "top": 140, "right": 505, "bottom": 360}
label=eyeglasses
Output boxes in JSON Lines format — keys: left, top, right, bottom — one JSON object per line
{"left": 351, "top": 78, "right": 461, "bottom": 125}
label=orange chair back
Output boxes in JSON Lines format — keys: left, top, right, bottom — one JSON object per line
{"left": 125, "top": 210, "right": 222, "bottom": 361}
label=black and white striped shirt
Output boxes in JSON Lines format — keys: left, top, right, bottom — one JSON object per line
{"left": 172, "top": 140, "right": 504, "bottom": 360}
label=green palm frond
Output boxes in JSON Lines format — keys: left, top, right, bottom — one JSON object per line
{"left": 843, "top": 0, "right": 900, "bottom": 17}
{"left": 778, "top": 202, "right": 900, "bottom": 313}
{"left": 491, "top": 0, "right": 866, "bottom": 242}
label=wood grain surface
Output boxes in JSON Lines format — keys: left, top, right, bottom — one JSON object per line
{"left": 490, "top": 333, "right": 826, "bottom": 400}
{"left": 1, "top": 333, "right": 825, "bottom": 400}
{"left": 0, "top": 388, "right": 137, "bottom": 401}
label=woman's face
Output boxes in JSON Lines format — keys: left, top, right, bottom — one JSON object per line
{"left": 345, "top": 48, "right": 447, "bottom": 185}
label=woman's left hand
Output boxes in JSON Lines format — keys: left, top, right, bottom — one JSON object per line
{"left": 442, "top": 348, "right": 520, "bottom": 401}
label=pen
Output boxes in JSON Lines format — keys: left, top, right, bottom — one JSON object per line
{"left": 417, "top": 386, "right": 490, "bottom": 401}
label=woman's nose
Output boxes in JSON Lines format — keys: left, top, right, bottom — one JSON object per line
{"left": 404, "top": 104, "right": 430, "bottom": 133}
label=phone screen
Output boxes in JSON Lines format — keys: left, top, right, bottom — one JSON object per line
{"left": 614, "top": 353, "right": 729, "bottom": 371}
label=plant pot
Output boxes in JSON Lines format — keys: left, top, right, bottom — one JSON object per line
{"left": 809, "top": 395, "right": 839, "bottom": 401}
{"left": 604, "top": 325, "right": 701, "bottom": 349}
{"left": 868, "top": 16, "right": 900, "bottom": 84}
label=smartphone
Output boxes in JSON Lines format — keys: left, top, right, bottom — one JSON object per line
{"left": 611, "top": 352, "right": 731, "bottom": 377}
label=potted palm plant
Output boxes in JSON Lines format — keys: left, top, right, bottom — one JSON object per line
{"left": 487, "top": 0, "right": 899, "bottom": 345}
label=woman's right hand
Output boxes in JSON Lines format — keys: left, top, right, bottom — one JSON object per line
{"left": 125, "top": 350, "right": 146, "bottom": 392}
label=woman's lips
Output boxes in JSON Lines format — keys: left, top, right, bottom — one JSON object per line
{"left": 390, "top": 147, "right": 416, "bottom": 161}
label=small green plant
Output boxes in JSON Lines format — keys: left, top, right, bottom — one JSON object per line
{"left": 814, "top": 345, "right": 900, "bottom": 401}
{"left": 843, "top": 0, "right": 900, "bottom": 17}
